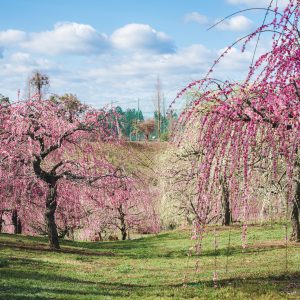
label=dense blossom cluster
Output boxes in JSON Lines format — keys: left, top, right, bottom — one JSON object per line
{"left": 0, "top": 99, "right": 158, "bottom": 248}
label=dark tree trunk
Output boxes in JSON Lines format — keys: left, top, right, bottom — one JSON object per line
{"left": 45, "top": 185, "right": 60, "bottom": 249}
{"left": 118, "top": 205, "right": 127, "bottom": 240}
{"left": 0, "top": 211, "right": 3, "bottom": 233}
{"left": 121, "top": 226, "right": 127, "bottom": 241}
{"left": 291, "top": 179, "right": 300, "bottom": 241}
{"left": 12, "top": 209, "right": 22, "bottom": 234}
{"left": 221, "top": 178, "right": 232, "bottom": 226}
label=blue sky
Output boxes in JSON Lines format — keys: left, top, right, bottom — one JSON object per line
{"left": 0, "top": 0, "right": 290, "bottom": 115}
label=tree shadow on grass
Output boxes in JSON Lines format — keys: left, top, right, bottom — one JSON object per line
{"left": 1, "top": 237, "right": 299, "bottom": 261}
{"left": 0, "top": 267, "right": 137, "bottom": 299}
{"left": 1, "top": 231, "right": 299, "bottom": 261}
{"left": 1, "top": 261, "right": 299, "bottom": 299}
{"left": 0, "top": 285, "right": 126, "bottom": 299}
{"left": 0, "top": 267, "right": 127, "bottom": 299}
{"left": 182, "top": 272, "right": 300, "bottom": 298}
{"left": 84, "top": 239, "right": 299, "bottom": 259}
{"left": 0, "top": 273, "right": 300, "bottom": 299}
{"left": 0, "top": 241, "right": 114, "bottom": 257}
{"left": 190, "top": 242, "right": 300, "bottom": 258}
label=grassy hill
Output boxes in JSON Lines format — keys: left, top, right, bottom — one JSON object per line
{"left": 104, "top": 141, "right": 169, "bottom": 178}
{"left": 0, "top": 224, "right": 299, "bottom": 299}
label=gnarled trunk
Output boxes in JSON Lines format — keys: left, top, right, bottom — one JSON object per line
{"left": 12, "top": 209, "right": 22, "bottom": 234}
{"left": 45, "top": 185, "right": 60, "bottom": 249}
{"left": 291, "top": 179, "right": 300, "bottom": 241}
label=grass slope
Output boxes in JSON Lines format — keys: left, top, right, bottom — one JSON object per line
{"left": 0, "top": 224, "right": 299, "bottom": 299}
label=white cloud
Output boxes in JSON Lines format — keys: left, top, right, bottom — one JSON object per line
{"left": 227, "top": 0, "right": 290, "bottom": 9}
{"left": 86, "top": 44, "right": 212, "bottom": 83}
{"left": 79, "top": 42, "right": 253, "bottom": 110}
{"left": 111, "top": 23, "right": 175, "bottom": 54}
{"left": 0, "top": 22, "right": 175, "bottom": 58}
{"left": 2, "top": 52, "right": 58, "bottom": 78}
{"left": 0, "top": 23, "right": 175, "bottom": 56}
{"left": 0, "top": 29, "right": 27, "bottom": 46}
{"left": 184, "top": 12, "right": 208, "bottom": 25}
{"left": 9, "top": 52, "right": 31, "bottom": 63}
{"left": 0, "top": 21, "right": 268, "bottom": 114}
{"left": 215, "top": 46, "right": 252, "bottom": 71}
{"left": 0, "top": 40, "right": 262, "bottom": 112}
{"left": 22, "top": 22, "right": 109, "bottom": 55}
{"left": 215, "top": 15, "right": 253, "bottom": 31}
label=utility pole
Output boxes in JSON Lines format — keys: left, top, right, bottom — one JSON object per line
{"left": 27, "top": 78, "right": 31, "bottom": 100}
{"left": 156, "top": 76, "right": 161, "bottom": 141}
{"left": 136, "top": 98, "right": 140, "bottom": 141}
{"left": 162, "top": 93, "right": 166, "bottom": 118}
{"left": 112, "top": 100, "right": 121, "bottom": 139}
{"left": 162, "top": 93, "right": 166, "bottom": 134}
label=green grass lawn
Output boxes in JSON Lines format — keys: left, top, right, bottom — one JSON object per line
{"left": 0, "top": 224, "right": 299, "bottom": 299}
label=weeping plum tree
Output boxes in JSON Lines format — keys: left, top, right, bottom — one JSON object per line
{"left": 0, "top": 99, "right": 128, "bottom": 249}
{"left": 162, "top": 138, "right": 234, "bottom": 227}
{"left": 172, "top": 0, "right": 300, "bottom": 241}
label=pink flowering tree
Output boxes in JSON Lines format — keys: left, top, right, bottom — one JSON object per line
{"left": 173, "top": 0, "right": 300, "bottom": 241}
{"left": 0, "top": 99, "right": 128, "bottom": 249}
{"left": 85, "top": 180, "right": 160, "bottom": 240}
{"left": 79, "top": 141, "right": 161, "bottom": 240}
